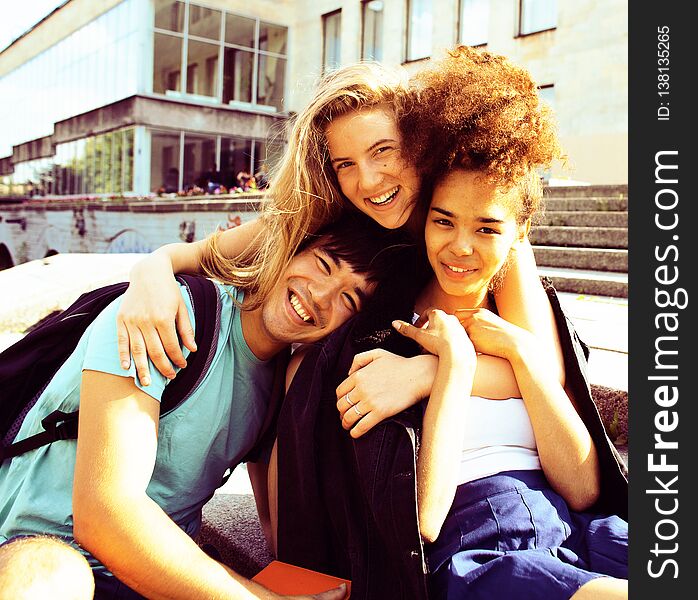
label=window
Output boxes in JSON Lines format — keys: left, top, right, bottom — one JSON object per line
{"left": 188, "top": 5, "right": 221, "bottom": 40}
{"left": 220, "top": 137, "right": 254, "bottom": 188}
{"left": 459, "top": 0, "right": 489, "bottom": 47}
{"left": 257, "top": 54, "right": 286, "bottom": 111}
{"left": 154, "top": 0, "right": 185, "bottom": 33}
{"left": 154, "top": 4, "right": 288, "bottom": 110}
{"left": 183, "top": 133, "right": 217, "bottom": 191}
{"left": 406, "top": 0, "right": 432, "bottom": 61}
{"left": 154, "top": 32, "right": 182, "bottom": 94}
{"left": 186, "top": 39, "right": 219, "bottom": 97}
{"left": 223, "top": 47, "right": 254, "bottom": 104}
{"left": 362, "top": 1, "right": 384, "bottom": 61}
{"left": 225, "top": 14, "right": 256, "bottom": 47}
{"left": 151, "top": 131, "right": 182, "bottom": 193}
{"left": 538, "top": 84, "right": 555, "bottom": 111}
{"left": 323, "top": 10, "right": 342, "bottom": 73}
{"left": 519, "top": 0, "right": 557, "bottom": 36}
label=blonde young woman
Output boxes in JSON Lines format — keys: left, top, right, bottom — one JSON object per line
{"left": 116, "top": 59, "right": 564, "bottom": 393}
{"left": 274, "top": 47, "right": 627, "bottom": 600}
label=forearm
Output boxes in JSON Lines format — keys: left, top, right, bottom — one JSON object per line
{"left": 417, "top": 355, "right": 474, "bottom": 543}
{"left": 509, "top": 341, "right": 600, "bottom": 510}
{"left": 494, "top": 240, "right": 565, "bottom": 384}
{"left": 74, "top": 493, "right": 272, "bottom": 600}
{"left": 409, "top": 354, "right": 518, "bottom": 405}
{"left": 129, "top": 219, "right": 262, "bottom": 281}
{"left": 130, "top": 241, "right": 206, "bottom": 282}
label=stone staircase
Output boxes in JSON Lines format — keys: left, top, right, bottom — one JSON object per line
{"left": 532, "top": 185, "right": 628, "bottom": 298}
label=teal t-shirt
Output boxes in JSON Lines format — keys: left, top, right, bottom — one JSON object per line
{"left": 0, "top": 282, "right": 275, "bottom": 572}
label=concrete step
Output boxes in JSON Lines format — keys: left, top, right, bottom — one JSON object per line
{"left": 538, "top": 211, "right": 628, "bottom": 228}
{"left": 544, "top": 184, "right": 628, "bottom": 199}
{"left": 533, "top": 246, "right": 627, "bottom": 273}
{"left": 539, "top": 267, "right": 628, "bottom": 298}
{"left": 544, "top": 197, "right": 628, "bottom": 212}
{"left": 531, "top": 226, "right": 627, "bottom": 249}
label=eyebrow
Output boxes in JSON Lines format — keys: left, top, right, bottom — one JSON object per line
{"left": 322, "top": 248, "right": 369, "bottom": 308}
{"left": 330, "top": 138, "right": 398, "bottom": 165}
{"left": 430, "top": 206, "right": 506, "bottom": 224}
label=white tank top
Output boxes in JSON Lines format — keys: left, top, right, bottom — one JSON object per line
{"left": 407, "top": 313, "right": 541, "bottom": 483}
{"left": 458, "top": 395, "right": 541, "bottom": 484}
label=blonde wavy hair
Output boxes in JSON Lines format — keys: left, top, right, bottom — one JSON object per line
{"left": 201, "top": 62, "right": 410, "bottom": 309}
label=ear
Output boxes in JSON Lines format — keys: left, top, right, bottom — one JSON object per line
{"left": 518, "top": 218, "right": 532, "bottom": 241}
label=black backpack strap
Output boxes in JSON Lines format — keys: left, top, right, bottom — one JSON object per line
{"left": 1, "top": 275, "right": 220, "bottom": 462}
{"left": 0, "top": 281, "right": 130, "bottom": 438}
{"left": 160, "top": 274, "right": 220, "bottom": 415}
{"left": 1, "top": 410, "right": 80, "bottom": 461}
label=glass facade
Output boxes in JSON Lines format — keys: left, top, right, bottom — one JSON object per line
{"left": 0, "top": 1, "right": 289, "bottom": 197}
{"left": 406, "top": 0, "right": 432, "bottom": 61}
{"left": 520, "top": 0, "right": 557, "bottom": 35}
{"left": 150, "top": 129, "right": 284, "bottom": 194}
{"left": 4, "top": 128, "right": 135, "bottom": 197}
{"left": 460, "top": 0, "right": 489, "bottom": 47}
{"left": 154, "top": 0, "right": 288, "bottom": 110}
{"left": 0, "top": 0, "right": 142, "bottom": 158}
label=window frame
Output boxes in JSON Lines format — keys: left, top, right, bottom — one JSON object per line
{"left": 516, "top": 0, "right": 557, "bottom": 38}
{"left": 361, "top": 0, "right": 384, "bottom": 61}
{"left": 458, "top": 0, "right": 489, "bottom": 47}
{"left": 322, "top": 9, "right": 342, "bottom": 74}
{"left": 152, "top": 1, "right": 288, "bottom": 111}
{"left": 405, "top": 0, "right": 433, "bottom": 63}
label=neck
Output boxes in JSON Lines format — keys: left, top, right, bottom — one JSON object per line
{"left": 415, "top": 277, "right": 491, "bottom": 315}
{"left": 240, "top": 299, "right": 286, "bottom": 361}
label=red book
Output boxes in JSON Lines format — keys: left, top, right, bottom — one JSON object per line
{"left": 252, "top": 560, "right": 351, "bottom": 597}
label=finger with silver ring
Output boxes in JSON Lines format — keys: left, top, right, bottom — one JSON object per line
{"left": 353, "top": 404, "right": 363, "bottom": 418}
{"left": 344, "top": 392, "right": 355, "bottom": 407}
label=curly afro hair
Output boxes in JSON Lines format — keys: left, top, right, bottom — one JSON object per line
{"left": 399, "top": 45, "right": 564, "bottom": 191}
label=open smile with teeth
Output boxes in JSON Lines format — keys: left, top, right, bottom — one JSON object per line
{"left": 289, "top": 291, "right": 314, "bottom": 324}
{"left": 444, "top": 264, "right": 475, "bottom": 274}
{"left": 367, "top": 186, "right": 399, "bottom": 206}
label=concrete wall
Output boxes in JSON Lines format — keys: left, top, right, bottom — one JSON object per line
{"left": 0, "top": 196, "right": 262, "bottom": 268}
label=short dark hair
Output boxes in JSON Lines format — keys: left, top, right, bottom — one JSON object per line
{"left": 300, "top": 213, "right": 414, "bottom": 285}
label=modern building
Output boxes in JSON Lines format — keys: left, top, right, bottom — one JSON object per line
{"left": 0, "top": 0, "right": 627, "bottom": 198}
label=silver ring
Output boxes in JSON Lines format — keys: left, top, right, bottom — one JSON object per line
{"left": 353, "top": 404, "right": 363, "bottom": 418}
{"left": 344, "top": 393, "right": 355, "bottom": 407}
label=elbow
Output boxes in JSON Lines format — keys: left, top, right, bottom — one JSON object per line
{"left": 418, "top": 511, "right": 445, "bottom": 544}
{"left": 72, "top": 488, "right": 116, "bottom": 551}
{"left": 72, "top": 499, "right": 101, "bottom": 549}
{"left": 565, "top": 467, "right": 601, "bottom": 513}
{"left": 566, "top": 486, "right": 600, "bottom": 513}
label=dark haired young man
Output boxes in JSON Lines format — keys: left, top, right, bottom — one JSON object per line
{"left": 0, "top": 216, "right": 405, "bottom": 600}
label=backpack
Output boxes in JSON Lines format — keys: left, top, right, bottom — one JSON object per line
{"left": 0, "top": 274, "right": 220, "bottom": 462}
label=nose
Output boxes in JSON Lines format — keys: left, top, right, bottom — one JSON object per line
{"left": 449, "top": 231, "right": 474, "bottom": 257}
{"left": 357, "top": 164, "right": 383, "bottom": 194}
{"left": 308, "top": 277, "right": 339, "bottom": 321}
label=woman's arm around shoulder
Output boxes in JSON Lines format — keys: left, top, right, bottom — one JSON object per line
{"left": 116, "top": 219, "right": 263, "bottom": 385}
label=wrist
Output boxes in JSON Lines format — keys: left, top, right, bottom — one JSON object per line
{"left": 412, "top": 354, "right": 438, "bottom": 398}
{"left": 439, "top": 350, "right": 476, "bottom": 377}
{"left": 507, "top": 330, "right": 542, "bottom": 368}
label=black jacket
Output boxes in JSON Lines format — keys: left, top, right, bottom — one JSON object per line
{"left": 276, "top": 280, "right": 628, "bottom": 600}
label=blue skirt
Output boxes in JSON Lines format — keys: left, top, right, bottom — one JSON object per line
{"left": 426, "top": 470, "right": 627, "bottom": 600}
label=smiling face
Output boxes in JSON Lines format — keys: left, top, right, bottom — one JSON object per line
{"left": 245, "top": 245, "right": 377, "bottom": 359}
{"left": 423, "top": 170, "right": 529, "bottom": 312}
{"left": 324, "top": 106, "right": 421, "bottom": 230}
